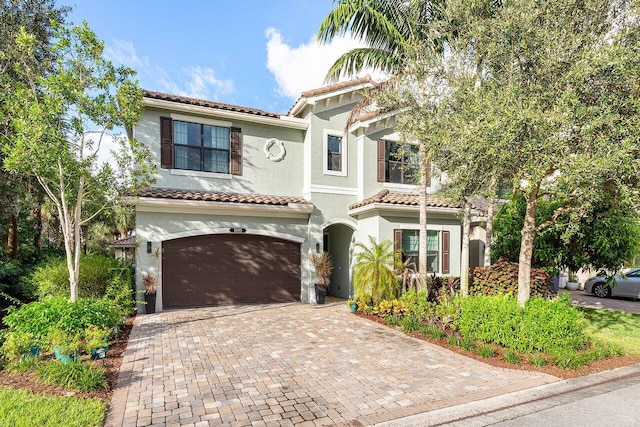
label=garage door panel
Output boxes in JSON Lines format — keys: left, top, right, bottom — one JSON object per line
{"left": 162, "top": 234, "right": 300, "bottom": 308}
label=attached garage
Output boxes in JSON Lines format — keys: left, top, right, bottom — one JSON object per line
{"left": 162, "top": 234, "right": 301, "bottom": 308}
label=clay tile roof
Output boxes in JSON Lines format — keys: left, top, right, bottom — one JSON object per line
{"left": 143, "top": 90, "right": 281, "bottom": 118}
{"left": 349, "top": 190, "right": 462, "bottom": 210}
{"left": 110, "top": 236, "right": 136, "bottom": 247}
{"left": 139, "top": 187, "right": 310, "bottom": 206}
{"left": 300, "top": 75, "right": 374, "bottom": 98}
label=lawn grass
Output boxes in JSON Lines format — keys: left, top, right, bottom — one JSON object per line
{"left": 0, "top": 386, "right": 106, "bottom": 427}
{"left": 581, "top": 307, "right": 640, "bottom": 356}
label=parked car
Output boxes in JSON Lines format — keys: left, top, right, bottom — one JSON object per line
{"left": 584, "top": 269, "right": 640, "bottom": 299}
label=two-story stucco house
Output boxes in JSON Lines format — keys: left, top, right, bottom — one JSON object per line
{"left": 132, "top": 76, "right": 474, "bottom": 312}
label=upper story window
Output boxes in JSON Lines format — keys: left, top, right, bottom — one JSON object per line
{"left": 377, "top": 139, "right": 429, "bottom": 186}
{"left": 160, "top": 117, "right": 242, "bottom": 176}
{"left": 323, "top": 130, "right": 347, "bottom": 176}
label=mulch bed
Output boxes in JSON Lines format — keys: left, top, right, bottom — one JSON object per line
{"left": 0, "top": 315, "right": 134, "bottom": 402}
{"left": 356, "top": 311, "right": 640, "bottom": 380}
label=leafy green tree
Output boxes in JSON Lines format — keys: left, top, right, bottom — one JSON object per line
{"left": 0, "top": 0, "right": 69, "bottom": 260}
{"left": 2, "top": 22, "right": 154, "bottom": 300}
{"left": 353, "top": 236, "right": 400, "bottom": 304}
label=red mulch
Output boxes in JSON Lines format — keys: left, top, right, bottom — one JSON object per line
{"left": 0, "top": 315, "right": 134, "bottom": 402}
{"left": 355, "top": 311, "right": 640, "bottom": 380}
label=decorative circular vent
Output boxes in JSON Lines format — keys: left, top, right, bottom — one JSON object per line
{"left": 264, "top": 138, "right": 286, "bottom": 162}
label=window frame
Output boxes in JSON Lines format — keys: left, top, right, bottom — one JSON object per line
{"left": 385, "top": 141, "right": 418, "bottom": 185}
{"left": 397, "top": 229, "right": 441, "bottom": 274}
{"left": 173, "top": 120, "right": 231, "bottom": 174}
{"left": 323, "top": 129, "right": 347, "bottom": 177}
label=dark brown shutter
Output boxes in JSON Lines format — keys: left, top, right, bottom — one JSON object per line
{"left": 230, "top": 127, "right": 242, "bottom": 175}
{"left": 442, "top": 230, "right": 450, "bottom": 274}
{"left": 377, "top": 139, "right": 386, "bottom": 182}
{"left": 160, "top": 117, "right": 173, "bottom": 169}
{"left": 394, "top": 229, "right": 403, "bottom": 256}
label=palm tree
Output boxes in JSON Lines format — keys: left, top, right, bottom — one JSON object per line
{"left": 352, "top": 236, "right": 400, "bottom": 304}
{"left": 318, "top": 0, "right": 445, "bottom": 284}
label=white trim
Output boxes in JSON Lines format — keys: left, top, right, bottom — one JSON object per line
{"left": 157, "top": 228, "right": 305, "bottom": 244}
{"left": 383, "top": 182, "right": 419, "bottom": 191}
{"left": 309, "top": 184, "right": 358, "bottom": 196}
{"left": 392, "top": 223, "right": 444, "bottom": 231}
{"left": 357, "top": 134, "right": 365, "bottom": 201}
{"left": 170, "top": 169, "right": 232, "bottom": 180}
{"left": 289, "top": 81, "right": 374, "bottom": 117}
{"left": 320, "top": 218, "right": 359, "bottom": 231}
{"left": 133, "top": 197, "right": 313, "bottom": 218}
{"left": 323, "top": 129, "right": 347, "bottom": 177}
{"left": 348, "top": 108, "right": 407, "bottom": 133}
{"left": 170, "top": 113, "right": 232, "bottom": 128}
{"left": 144, "top": 98, "right": 308, "bottom": 130}
{"left": 348, "top": 203, "right": 460, "bottom": 217}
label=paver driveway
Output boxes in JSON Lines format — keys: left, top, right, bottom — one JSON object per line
{"left": 106, "top": 299, "right": 557, "bottom": 426}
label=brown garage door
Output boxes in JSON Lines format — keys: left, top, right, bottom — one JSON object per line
{"left": 162, "top": 234, "right": 301, "bottom": 308}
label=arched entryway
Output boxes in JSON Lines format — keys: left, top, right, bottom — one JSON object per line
{"left": 322, "top": 222, "right": 355, "bottom": 299}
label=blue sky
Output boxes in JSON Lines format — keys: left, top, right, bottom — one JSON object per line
{"left": 64, "top": 1, "right": 379, "bottom": 114}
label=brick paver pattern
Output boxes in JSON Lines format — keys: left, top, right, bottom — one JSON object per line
{"left": 106, "top": 300, "right": 557, "bottom": 426}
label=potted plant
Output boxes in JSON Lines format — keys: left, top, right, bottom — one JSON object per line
{"left": 84, "top": 326, "right": 110, "bottom": 360}
{"left": 50, "top": 329, "right": 79, "bottom": 363}
{"left": 310, "top": 252, "right": 333, "bottom": 304}
{"left": 566, "top": 272, "right": 579, "bottom": 291}
{"left": 347, "top": 298, "right": 357, "bottom": 312}
{"left": 143, "top": 272, "right": 157, "bottom": 314}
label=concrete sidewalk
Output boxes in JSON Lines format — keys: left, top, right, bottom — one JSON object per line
{"left": 376, "top": 363, "right": 640, "bottom": 426}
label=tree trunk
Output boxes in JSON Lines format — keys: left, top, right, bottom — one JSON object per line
{"left": 33, "top": 204, "right": 42, "bottom": 251}
{"left": 460, "top": 202, "right": 471, "bottom": 296}
{"left": 418, "top": 144, "right": 428, "bottom": 290}
{"left": 484, "top": 198, "right": 495, "bottom": 266}
{"left": 7, "top": 214, "right": 18, "bottom": 260}
{"left": 517, "top": 186, "right": 539, "bottom": 307}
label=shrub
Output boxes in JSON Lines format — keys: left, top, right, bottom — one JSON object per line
{"left": 425, "top": 275, "right": 460, "bottom": 302}
{"left": 476, "top": 344, "right": 496, "bottom": 358}
{"left": 29, "top": 255, "right": 130, "bottom": 299}
{"left": 457, "top": 293, "right": 588, "bottom": 354}
{"left": 384, "top": 315, "right": 401, "bottom": 326}
{"left": 37, "top": 360, "right": 108, "bottom": 392}
{"left": 529, "top": 353, "right": 548, "bottom": 367}
{"left": 421, "top": 325, "right": 446, "bottom": 339}
{"left": 502, "top": 349, "right": 522, "bottom": 365}
{"left": 103, "top": 266, "right": 135, "bottom": 317}
{"left": 6, "top": 356, "right": 40, "bottom": 373}
{"left": 1, "top": 297, "right": 122, "bottom": 359}
{"left": 0, "top": 331, "right": 35, "bottom": 361}
{"left": 400, "top": 289, "right": 435, "bottom": 321}
{"left": 400, "top": 315, "right": 421, "bottom": 332}
{"left": 469, "top": 260, "right": 550, "bottom": 298}
{"left": 446, "top": 334, "right": 459, "bottom": 346}
{"left": 461, "top": 336, "right": 476, "bottom": 351}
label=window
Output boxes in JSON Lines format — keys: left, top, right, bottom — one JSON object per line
{"left": 323, "top": 130, "right": 347, "bottom": 176}
{"left": 327, "top": 135, "right": 342, "bottom": 172}
{"left": 160, "top": 117, "right": 242, "bottom": 175}
{"left": 386, "top": 142, "right": 418, "bottom": 184}
{"left": 394, "top": 229, "right": 449, "bottom": 274}
{"left": 173, "top": 121, "right": 230, "bottom": 173}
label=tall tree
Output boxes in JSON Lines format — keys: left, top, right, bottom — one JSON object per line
{"left": 318, "top": 0, "right": 445, "bottom": 283}
{"left": 2, "top": 22, "right": 154, "bottom": 300}
{"left": 419, "top": 0, "right": 640, "bottom": 305}
{"left": 0, "top": 0, "right": 69, "bottom": 259}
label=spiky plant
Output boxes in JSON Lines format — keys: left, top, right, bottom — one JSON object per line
{"left": 310, "top": 252, "right": 333, "bottom": 288}
{"left": 352, "top": 236, "right": 401, "bottom": 304}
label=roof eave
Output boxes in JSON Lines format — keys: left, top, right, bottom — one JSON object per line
{"left": 143, "top": 98, "right": 308, "bottom": 130}
{"left": 348, "top": 203, "right": 461, "bottom": 217}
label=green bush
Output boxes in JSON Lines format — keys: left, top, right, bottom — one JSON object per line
{"left": 399, "top": 289, "right": 436, "bottom": 321}
{"left": 528, "top": 353, "right": 548, "bottom": 367}
{"left": 502, "top": 349, "right": 522, "bottom": 365}
{"left": 400, "top": 315, "right": 421, "bottom": 332}
{"left": 461, "top": 336, "right": 476, "bottom": 351}
{"left": 1, "top": 297, "right": 122, "bottom": 360}
{"left": 37, "top": 360, "right": 107, "bottom": 392}
{"left": 421, "top": 325, "right": 446, "bottom": 339}
{"left": 457, "top": 293, "right": 588, "bottom": 353}
{"left": 476, "top": 344, "right": 496, "bottom": 358}
{"left": 469, "top": 260, "right": 550, "bottom": 298}
{"left": 29, "top": 255, "right": 130, "bottom": 299}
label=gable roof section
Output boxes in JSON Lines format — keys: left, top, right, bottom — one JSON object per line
{"left": 288, "top": 75, "right": 376, "bottom": 117}
{"left": 143, "top": 90, "right": 280, "bottom": 118}
{"left": 139, "top": 187, "right": 310, "bottom": 207}
{"left": 110, "top": 236, "right": 136, "bottom": 248}
{"left": 349, "top": 189, "right": 461, "bottom": 211}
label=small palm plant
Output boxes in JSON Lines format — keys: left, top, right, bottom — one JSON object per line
{"left": 353, "top": 236, "right": 401, "bottom": 304}
{"left": 310, "top": 252, "right": 333, "bottom": 288}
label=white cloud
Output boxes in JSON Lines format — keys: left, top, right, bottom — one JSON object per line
{"left": 105, "top": 40, "right": 233, "bottom": 101}
{"left": 265, "top": 28, "right": 388, "bottom": 99}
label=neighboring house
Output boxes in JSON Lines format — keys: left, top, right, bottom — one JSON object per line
{"left": 132, "top": 76, "right": 480, "bottom": 312}
{"left": 110, "top": 235, "right": 136, "bottom": 261}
